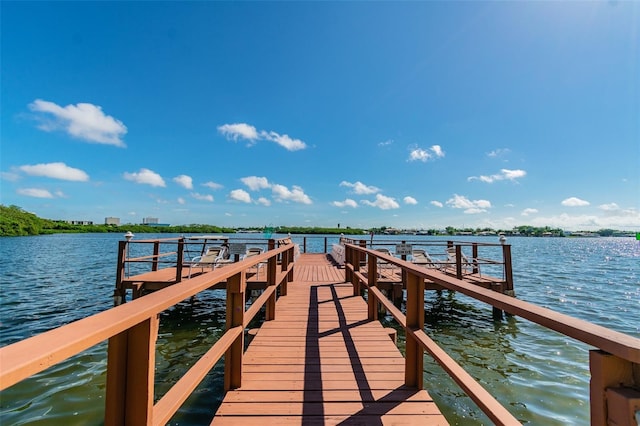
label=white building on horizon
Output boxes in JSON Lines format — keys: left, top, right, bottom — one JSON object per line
{"left": 105, "top": 217, "right": 120, "bottom": 226}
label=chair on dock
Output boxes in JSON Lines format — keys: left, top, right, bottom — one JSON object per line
{"left": 243, "top": 247, "right": 265, "bottom": 274}
{"left": 374, "top": 248, "right": 396, "bottom": 276}
{"left": 411, "top": 249, "right": 440, "bottom": 269}
{"left": 445, "top": 247, "right": 480, "bottom": 276}
{"left": 187, "top": 246, "right": 227, "bottom": 278}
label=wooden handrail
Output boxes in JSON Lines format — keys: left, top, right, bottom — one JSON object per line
{"left": 152, "top": 326, "right": 243, "bottom": 425}
{"left": 368, "top": 284, "right": 520, "bottom": 425}
{"left": 343, "top": 243, "right": 640, "bottom": 425}
{"left": 344, "top": 243, "right": 640, "bottom": 362}
{"left": 126, "top": 252, "right": 177, "bottom": 262}
{"left": 0, "top": 242, "right": 295, "bottom": 425}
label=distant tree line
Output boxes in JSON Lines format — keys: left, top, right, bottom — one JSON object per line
{"left": 1, "top": 205, "right": 634, "bottom": 238}
{"left": 0, "top": 205, "right": 236, "bottom": 237}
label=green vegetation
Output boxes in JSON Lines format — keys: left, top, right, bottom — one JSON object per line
{"left": 0, "top": 205, "right": 53, "bottom": 236}
{"left": 0, "top": 205, "right": 236, "bottom": 237}
{"left": 1, "top": 205, "right": 635, "bottom": 238}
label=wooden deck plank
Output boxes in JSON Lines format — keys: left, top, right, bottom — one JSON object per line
{"left": 212, "top": 253, "right": 447, "bottom": 425}
{"left": 212, "top": 415, "right": 447, "bottom": 425}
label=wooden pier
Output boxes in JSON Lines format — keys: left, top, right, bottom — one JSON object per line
{"left": 214, "top": 254, "right": 447, "bottom": 424}
{"left": 2, "top": 237, "right": 640, "bottom": 425}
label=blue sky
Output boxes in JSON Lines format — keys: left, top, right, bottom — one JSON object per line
{"left": 1, "top": 1, "right": 638, "bottom": 230}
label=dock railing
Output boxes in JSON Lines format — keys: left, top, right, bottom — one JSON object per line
{"left": 115, "top": 236, "right": 275, "bottom": 303}
{"left": 0, "top": 240, "right": 295, "bottom": 425}
{"left": 343, "top": 242, "right": 640, "bottom": 426}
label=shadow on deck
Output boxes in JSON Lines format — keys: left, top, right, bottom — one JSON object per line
{"left": 213, "top": 254, "right": 447, "bottom": 424}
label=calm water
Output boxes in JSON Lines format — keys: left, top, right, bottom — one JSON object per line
{"left": 0, "top": 233, "right": 638, "bottom": 425}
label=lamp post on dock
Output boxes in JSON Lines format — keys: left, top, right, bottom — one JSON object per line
{"left": 124, "top": 231, "right": 134, "bottom": 280}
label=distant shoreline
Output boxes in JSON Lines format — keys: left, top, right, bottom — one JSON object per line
{"left": 1, "top": 205, "right": 637, "bottom": 238}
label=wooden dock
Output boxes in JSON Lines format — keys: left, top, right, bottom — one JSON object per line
{"left": 213, "top": 254, "right": 448, "bottom": 425}
{"left": 3, "top": 239, "right": 640, "bottom": 425}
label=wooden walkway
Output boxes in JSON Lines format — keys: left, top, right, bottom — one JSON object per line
{"left": 213, "top": 254, "right": 447, "bottom": 425}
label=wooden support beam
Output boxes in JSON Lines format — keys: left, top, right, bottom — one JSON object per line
{"left": 590, "top": 349, "right": 640, "bottom": 426}
{"left": 114, "top": 240, "right": 127, "bottom": 305}
{"left": 367, "top": 256, "right": 378, "bottom": 320}
{"left": 405, "top": 271, "right": 424, "bottom": 389}
{"left": 175, "top": 239, "right": 184, "bottom": 283}
{"left": 225, "top": 272, "right": 245, "bottom": 391}
{"left": 152, "top": 241, "right": 160, "bottom": 272}
{"left": 105, "top": 316, "right": 159, "bottom": 426}
{"left": 503, "top": 244, "right": 514, "bottom": 293}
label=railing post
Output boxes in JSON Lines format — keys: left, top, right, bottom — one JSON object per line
{"left": 359, "top": 240, "right": 367, "bottom": 266}
{"left": 455, "top": 245, "right": 463, "bottom": 279}
{"left": 345, "top": 245, "right": 353, "bottom": 284}
{"left": 152, "top": 241, "right": 160, "bottom": 272}
{"left": 176, "top": 238, "right": 184, "bottom": 283}
{"left": 400, "top": 240, "right": 407, "bottom": 296}
{"left": 281, "top": 245, "right": 289, "bottom": 297}
{"left": 472, "top": 243, "right": 479, "bottom": 275}
{"left": 324, "top": 237, "right": 327, "bottom": 254}
{"left": 225, "top": 271, "right": 246, "bottom": 391}
{"left": 503, "top": 244, "right": 514, "bottom": 295}
{"left": 105, "top": 315, "right": 159, "bottom": 425}
{"left": 266, "top": 239, "right": 277, "bottom": 320}
{"left": 405, "top": 271, "right": 425, "bottom": 389}
{"left": 303, "top": 236, "right": 307, "bottom": 253}
{"left": 114, "top": 240, "right": 127, "bottom": 306}
{"left": 351, "top": 246, "right": 360, "bottom": 295}
{"left": 367, "top": 253, "right": 378, "bottom": 320}
{"left": 589, "top": 350, "right": 640, "bottom": 426}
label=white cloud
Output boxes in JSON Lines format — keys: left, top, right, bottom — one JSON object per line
{"left": 521, "top": 208, "right": 539, "bottom": 216}
{"left": 218, "top": 123, "right": 307, "bottom": 151}
{"left": 123, "top": 168, "right": 166, "bottom": 187}
{"left": 229, "top": 189, "right": 251, "bottom": 203}
{"left": 430, "top": 145, "right": 445, "bottom": 158}
{"left": 409, "top": 148, "right": 430, "bottom": 162}
{"left": 599, "top": 203, "right": 619, "bottom": 211}
{"left": 173, "top": 174, "right": 193, "bottom": 189}
{"left": 19, "top": 162, "right": 89, "bottom": 181}
{"left": 332, "top": 198, "right": 358, "bottom": 208}
{"left": 29, "top": 99, "right": 127, "bottom": 147}
{"left": 463, "top": 208, "right": 487, "bottom": 215}
{"left": 1, "top": 171, "right": 21, "bottom": 182}
{"left": 361, "top": 194, "right": 400, "bottom": 210}
{"left": 468, "top": 169, "right": 527, "bottom": 183}
{"left": 340, "top": 180, "right": 380, "bottom": 195}
{"left": 191, "top": 192, "right": 214, "bottom": 202}
{"left": 256, "top": 197, "right": 271, "bottom": 206}
{"left": 408, "top": 145, "right": 445, "bottom": 162}
{"left": 430, "top": 200, "right": 444, "bottom": 208}
{"left": 261, "top": 131, "right": 307, "bottom": 151}
{"left": 487, "top": 148, "right": 510, "bottom": 158}
{"left": 597, "top": 204, "right": 639, "bottom": 220}
{"left": 217, "top": 123, "right": 259, "bottom": 141}
{"left": 403, "top": 196, "right": 418, "bottom": 205}
{"left": 446, "top": 194, "right": 491, "bottom": 214}
{"left": 561, "top": 197, "right": 590, "bottom": 207}
{"left": 378, "top": 139, "right": 394, "bottom": 147}
{"left": 525, "top": 210, "right": 640, "bottom": 231}
{"left": 203, "top": 181, "right": 223, "bottom": 190}
{"left": 272, "top": 184, "right": 312, "bottom": 204}
{"left": 241, "top": 176, "right": 271, "bottom": 191}
{"left": 17, "top": 188, "right": 54, "bottom": 198}
{"left": 177, "top": 197, "right": 186, "bottom": 205}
